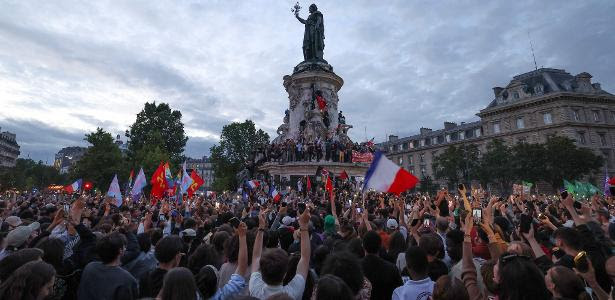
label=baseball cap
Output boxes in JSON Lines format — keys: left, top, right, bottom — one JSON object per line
{"left": 6, "top": 225, "right": 34, "bottom": 248}
{"left": 282, "top": 216, "right": 295, "bottom": 226}
{"left": 5, "top": 216, "right": 22, "bottom": 227}
{"left": 180, "top": 228, "right": 196, "bottom": 238}
{"left": 386, "top": 218, "right": 399, "bottom": 230}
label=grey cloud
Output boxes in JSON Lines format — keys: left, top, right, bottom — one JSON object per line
{"left": 0, "top": 0, "right": 614, "bottom": 161}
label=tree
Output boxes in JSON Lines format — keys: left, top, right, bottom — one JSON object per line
{"left": 418, "top": 176, "right": 438, "bottom": 195}
{"left": 432, "top": 144, "right": 479, "bottom": 187}
{"left": 478, "top": 139, "right": 514, "bottom": 193}
{"left": 71, "top": 128, "right": 126, "bottom": 191}
{"left": 0, "top": 159, "right": 67, "bottom": 191}
{"left": 511, "top": 142, "right": 547, "bottom": 185}
{"left": 543, "top": 136, "right": 603, "bottom": 189}
{"left": 210, "top": 120, "right": 269, "bottom": 191}
{"left": 126, "top": 102, "right": 188, "bottom": 166}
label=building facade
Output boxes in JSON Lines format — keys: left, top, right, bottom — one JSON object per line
{"left": 186, "top": 156, "right": 215, "bottom": 190}
{"left": 381, "top": 68, "right": 615, "bottom": 188}
{"left": 0, "top": 128, "right": 20, "bottom": 168}
{"left": 54, "top": 146, "right": 87, "bottom": 174}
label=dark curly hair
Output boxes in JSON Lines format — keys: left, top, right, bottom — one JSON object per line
{"left": 0, "top": 261, "right": 56, "bottom": 300}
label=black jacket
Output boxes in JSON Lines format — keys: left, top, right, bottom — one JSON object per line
{"left": 361, "top": 254, "right": 403, "bottom": 300}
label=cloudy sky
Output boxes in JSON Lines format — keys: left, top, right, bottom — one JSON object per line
{"left": 1, "top": 1, "right": 614, "bottom": 163}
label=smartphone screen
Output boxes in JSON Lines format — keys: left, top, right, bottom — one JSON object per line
{"left": 472, "top": 209, "right": 482, "bottom": 224}
{"left": 356, "top": 207, "right": 362, "bottom": 214}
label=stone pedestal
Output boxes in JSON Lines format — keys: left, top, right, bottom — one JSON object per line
{"left": 261, "top": 61, "right": 368, "bottom": 185}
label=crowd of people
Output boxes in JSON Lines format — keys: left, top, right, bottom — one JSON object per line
{"left": 0, "top": 183, "right": 614, "bottom": 300}
{"left": 255, "top": 135, "right": 375, "bottom": 165}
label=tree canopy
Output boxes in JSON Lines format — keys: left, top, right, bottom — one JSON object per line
{"left": 210, "top": 120, "right": 269, "bottom": 191}
{"left": 71, "top": 127, "right": 126, "bottom": 190}
{"left": 432, "top": 136, "right": 604, "bottom": 192}
{"left": 0, "top": 159, "right": 67, "bottom": 191}
{"left": 126, "top": 102, "right": 188, "bottom": 166}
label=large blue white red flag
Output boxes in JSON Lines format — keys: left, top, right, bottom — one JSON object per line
{"left": 362, "top": 151, "right": 418, "bottom": 195}
{"left": 247, "top": 180, "right": 260, "bottom": 190}
{"left": 270, "top": 184, "right": 281, "bottom": 202}
{"left": 64, "top": 179, "right": 82, "bottom": 193}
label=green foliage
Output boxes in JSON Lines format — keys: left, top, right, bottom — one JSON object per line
{"left": 418, "top": 176, "right": 438, "bottom": 195}
{"left": 210, "top": 120, "right": 269, "bottom": 191}
{"left": 434, "top": 136, "right": 603, "bottom": 193}
{"left": 542, "top": 136, "right": 603, "bottom": 189}
{"left": 0, "top": 159, "right": 67, "bottom": 191}
{"left": 126, "top": 102, "right": 188, "bottom": 166}
{"left": 70, "top": 128, "right": 127, "bottom": 191}
{"left": 432, "top": 144, "right": 479, "bottom": 187}
{"left": 478, "top": 139, "right": 515, "bottom": 193}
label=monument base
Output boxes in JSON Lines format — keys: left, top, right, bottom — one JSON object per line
{"left": 259, "top": 161, "right": 368, "bottom": 184}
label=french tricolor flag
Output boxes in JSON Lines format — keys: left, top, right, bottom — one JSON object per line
{"left": 270, "top": 185, "right": 281, "bottom": 203}
{"left": 64, "top": 179, "right": 82, "bottom": 193}
{"left": 247, "top": 180, "right": 260, "bottom": 190}
{"left": 362, "top": 152, "right": 418, "bottom": 195}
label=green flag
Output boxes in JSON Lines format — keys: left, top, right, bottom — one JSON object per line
{"left": 574, "top": 180, "right": 587, "bottom": 199}
{"left": 586, "top": 182, "right": 600, "bottom": 196}
{"left": 563, "top": 180, "right": 575, "bottom": 194}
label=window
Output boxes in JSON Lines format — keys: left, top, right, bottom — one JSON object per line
{"left": 513, "top": 92, "right": 519, "bottom": 99}
{"left": 543, "top": 112, "right": 552, "bottom": 125}
{"left": 420, "top": 166, "right": 426, "bottom": 176}
{"left": 459, "top": 131, "right": 465, "bottom": 140}
{"left": 413, "top": 140, "right": 419, "bottom": 148}
{"left": 420, "top": 140, "right": 425, "bottom": 147}
{"left": 445, "top": 134, "right": 451, "bottom": 142}
{"left": 599, "top": 133, "right": 607, "bottom": 146}
{"left": 389, "top": 146, "right": 393, "bottom": 152}
{"left": 612, "top": 112, "right": 615, "bottom": 122}
{"left": 402, "top": 143, "right": 408, "bottom": 150}
{"left": 573, "top": 110, "right": 580, "bottom": 121}
{"left": 593, "top": 110, "right": 600, "bottom": 122}
{"left": 516, "top": 117, "right": 525, "bottom": 129}
{"left": 398, "top": 157, "right": 403, "bottom": 165}
{"left": 437, "top": 136, "right": 444, "bottom": 144}
{"left": 518, "top": 137, "right": 527, "bottom": 144}
{"left": 578, "top": 131, "right": 586, "bottom": 145}
{"left": 493, "top": 122, "right": 501, "bottom": 134}
{"left": 409, "top": 141, "right": 415, "bottom": 149}
{"left": 408, "top": 155, "right": 413, "bottom": 165}
{"left": 465, "top": 130, "right": 473, "bottom": 139}
{"left": 432, "top": 137, "right": 438, "bottom": 145}
{"left": 407, "top": 166, "right": 414, "bottom": 174}
{"left": 420, "top": 153, "right": 425, "bottom": 163}
{"left": 425, "top": 138, "right": 431, "bottom": 146}
{"left": 475, "top": 128, "right": 481, "bottom": 137}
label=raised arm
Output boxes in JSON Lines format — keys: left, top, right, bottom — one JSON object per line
{"left": 251, "top": 210, "right": 267, "bottom": 273}
{"left": 295, "top": 208, "right": 311, "bottom": 280}
{"left": 235, "top": 222, "right": 248, "bottom": 277}
{"left": 295, "top": 13, "right": 306, "bottom": 24}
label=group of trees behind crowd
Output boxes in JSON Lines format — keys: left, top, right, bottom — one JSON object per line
{"left": 432, "top": 136, "right": 604, "bottom": 193}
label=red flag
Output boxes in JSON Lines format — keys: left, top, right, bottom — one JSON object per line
{"left": 339, "top": 170, "right": 349, "bottom": 180}
{"left": 150, "top": 162, "right": 167, "bottom": 199}
{"left": 325, "top": 175, "right": 333, "bottom": 199}
{"left": 316, "top": 95, "right": 327, "bottom": 110}
{"left": 307, "top": 176, "right": 312, "bottom": 191}
{"left": 187, "top": 171, "right": 205, "bottom": 197}
{"left": 609, "top": 177, "right": 615, "bottom": 185}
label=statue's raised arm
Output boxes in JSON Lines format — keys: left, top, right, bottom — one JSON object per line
{"left": 293, "top": 3, "right": 325, "bottom": 62}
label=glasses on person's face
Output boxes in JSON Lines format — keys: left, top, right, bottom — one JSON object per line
{"left": 499, "top": 254, "right": 531, "bottom": 266}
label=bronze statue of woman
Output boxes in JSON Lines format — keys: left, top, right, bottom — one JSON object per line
{"left": 295, "top": 4, "right": 324, "bottom": 61}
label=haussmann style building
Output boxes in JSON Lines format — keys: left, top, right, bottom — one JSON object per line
{"left": 380, "top": 68, "right": 615, "bottom": 190}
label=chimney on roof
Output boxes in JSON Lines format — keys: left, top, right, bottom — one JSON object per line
{"left": 493, "top": 87, "right": 504, "bottom": 97}
{"left": 419, "top": 128, "right": 432, "bottom": 135}
{"left": 575, "top": 72, "right": 592, "bottom": 85}
{"left": 444, "top": 122, "right": 457, "bottom": 130}
{"left": 388, "top": 135, "right": 398, "bottom": 142}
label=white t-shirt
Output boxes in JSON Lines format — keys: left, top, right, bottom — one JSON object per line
{"left": 249, "top": 272, "right": 305, "bottom": 300}
{"left": 392, "top": 277, "right": 434, "bottom": 300}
